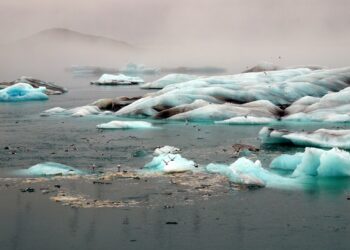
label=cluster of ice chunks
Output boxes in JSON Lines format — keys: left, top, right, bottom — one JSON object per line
{"left": 116, "top": 67, "right": 350, "bottom": 122}
{"left": 0, "top": 83, "right": 48, "bottom": 102}
{"left": 270, "top": 147, "right": 350, "bottom": 177}
{"left": 260, "top": 127, "right": 350, "bottom": 149}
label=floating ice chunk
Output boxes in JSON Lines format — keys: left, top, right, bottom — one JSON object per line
{"left": 206, "top": 157, "right": 292, "bottom": 188}
{"left": 153, "top": 146, "right": 180, "bottom": 155}
{"left": 91, "top": 74, "right": 144, "bottom": 85}
{"left": 270, "top": 147, "right": 350, "bottom": 177}
{"left": 0, "top": 76, "right": 67, "bottom": 95}
{"left": 17, "top": 162, "right": 84, "bottom": 176}
{"left": 0, "top": 83, "right": 48, "bottom": 102}
{"left": 260, "top": 127, "right": 350, "bottom": 149}
{"left": 293, "top": 148, "right": 350, "bottom": 177}
{"left": 96, "top": 120, "right": 155, "bottom": 129}
{"left": 144, "top": 153, "right": 197, "bottom": 173}
{"left": 42, "top": 105, "right": 101, "bottom": 117}
{"left": 140, "top": 74, "right": 200, "bottom": 89}
{"left": 270, "top": 153, "right": 304, "bottom": 170}
{"left": 215, "top": 116, "right": 275, "bottom": 125}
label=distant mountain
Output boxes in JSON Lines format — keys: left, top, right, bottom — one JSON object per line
{"left": 18, "top": 28, "right": 135, "bottom": 50}
{"left": 0, "top": 28, "right": 140, "bottom": 77}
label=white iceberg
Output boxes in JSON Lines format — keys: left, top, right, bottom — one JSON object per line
{"left": 42, "top": 105, "right": 102, "bottom": 117}
{"left": 91, "top": 74, "right": 144, "bottom": 85}
{"left": 153, "top": 146, "right": 180, "bottom": 155}
{"left": 270, "top": 147, "right": 350, "bottom": 177}
{"left": 144, "top": 153, "right": 197, "bottom": 173}
{"left": 140, "top": 74, "right": 200, "bottom": 89}
{"left": 260, "top": 127, "right": 350, "bottom": 149}
{"left": 96, "top": 120, "right": 155, "bottom": 129}
{"left": 0, "top": 83, "right": 48, "bottom": 102}
{"left": 16, "top": 162, "right": 84, "bottom": 176}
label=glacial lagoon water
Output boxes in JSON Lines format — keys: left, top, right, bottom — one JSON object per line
{"left": 1, "top": 73, "right": 350, "bottom": 250}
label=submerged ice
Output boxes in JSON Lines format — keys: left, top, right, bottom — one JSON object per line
{"left": 17, "top": 162, "right": 84, "bottom": 176}
{"left": 0, "top": 83, "right": 48, "bottom": 102}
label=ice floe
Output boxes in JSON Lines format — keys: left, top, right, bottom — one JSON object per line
{"left": 96, "top": 120, "right": 155, "bottom": 129}
{"left": 144, "top": 153, "right": 197, "bottom": 173}
{"left": 91, "top": 74, "right": 144, "bottom": 85}
{"left": 260, "top": 127, "right": 350, "bottom": 149}
{"left": 0, "top": 83, "right": 48, "bottom": 102}
{"left": 17, "top": 162, "right": 84, "bottom": 176}
{"left": 140, "top": 74, "right": 200, "bottom": 89}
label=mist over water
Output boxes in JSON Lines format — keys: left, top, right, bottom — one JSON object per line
{"left": 0, "top": 0, "right": 350, "bottom": 81}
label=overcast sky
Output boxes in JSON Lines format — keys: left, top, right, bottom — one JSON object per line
{"left": 1, "top": 0, "right": 350, "bottom": 45}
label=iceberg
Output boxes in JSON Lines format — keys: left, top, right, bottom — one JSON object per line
{"left": 0, "top": 76, "right": 67, "bottom": 95}
{"left": 120, "top": 63, "right": 159, "bottom": 75}
{"left": 42, "top": 105, "right": 102, "bottom": 117}
{"left": 0, "top": 83, "right": 48, "bottom": 102}
{"left": 284, "top": 86, "right": 350, "bottom": 123}
{"left": 116, "top": 67, "right": 350, "bottom": 121}
{"left": 140, "top": 74, "right": 201, "bottom": 89}
{"left": 96, "top": 120, "right": 155, "bottom": 129}
{"left": 153, "top": 146, "right": 181, "bottom": 155}
{"left": 16, "top": 162, "right": 84, "bottom": 176}
{"left": 270, "top": 147, "right": 350, "bottom": 177}
{"left": 144, "top": 153, "right": 197, "bottom": 173}
{"left": 206, "top": 157, "right": 293, "bottom": 188}
{"left": 260, "top": 127, "right": 350, "bottom": 149}
{"left": 91, "top": 74, "right": 144, "bottom": 85}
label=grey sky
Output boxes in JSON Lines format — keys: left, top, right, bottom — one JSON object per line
{"left": 1, "top": 0, "right": 350, "bottom": 45}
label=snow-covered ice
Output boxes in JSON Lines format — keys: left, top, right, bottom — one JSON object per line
{"left": 91, "top": 74, "right": 144, "bottom": 85}
{"left": 260, "top": 127, "right": 350, "bottom": 149}
{"left": 0, "top": 83, "right": 48, "bottom": 102}
{"left": 153, "top": 146, "right": 181, "bottom": 155}
{"left": 96, "top": 120, "right": 155, "bottom": 129}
